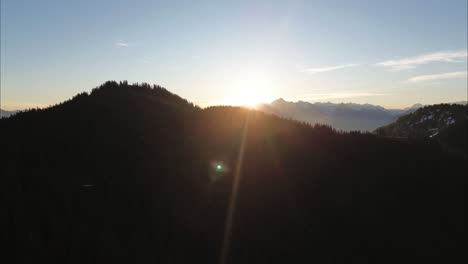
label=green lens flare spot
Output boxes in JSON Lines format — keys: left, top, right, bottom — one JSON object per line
{"left": 216, "top": 164, "right": 223, "bottom": 171}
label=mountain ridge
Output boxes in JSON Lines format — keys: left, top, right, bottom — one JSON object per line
{"left": 1, "top": 81, "right": 466, "bottom": 263}
{"left": 375, "top": 103, "right": 467, "bottom": 155}
{"left": 258, "top": 99, "right": 406, "bottom": 131}
{"left": 258, "top": 99, "right": 466, "bottom": 131}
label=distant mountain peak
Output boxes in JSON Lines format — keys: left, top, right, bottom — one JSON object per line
{"left": 405, "top": 103, "right": 424, "bottom": 110}
{"left": 257, "top": 99, "right": 405, "bottom": 131}
{"left": 0, "top": 109, "right": 19, "bottom": 118}
{"left": 271, "top": 98, "right": 287, "bottom": 104}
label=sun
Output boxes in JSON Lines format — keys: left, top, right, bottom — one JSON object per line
{"left": 228, "top": 70, "right": 275, "bottom": 107}
{"left": 231, "top": 87, "right": 266, "bottom": 107}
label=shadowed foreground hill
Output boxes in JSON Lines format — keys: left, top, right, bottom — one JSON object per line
{"left": 1, "top": 81, "right": 467, "bottom": 264}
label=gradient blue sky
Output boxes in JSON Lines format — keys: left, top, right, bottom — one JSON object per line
{"left": 1, "top": 0, "right": 467, "bottom": 110}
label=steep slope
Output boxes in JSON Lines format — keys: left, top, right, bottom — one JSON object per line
{"left": 375, "top": 103, "right": 466, "bottom": 137}
{"left": 375, "top": 104, "right": 467, "bottom": 155}
{"left": 1, "top": 81, "right": 466, "bottom": 264}
{"left": 257, "top": 99, "right": 403, "bottom": 131}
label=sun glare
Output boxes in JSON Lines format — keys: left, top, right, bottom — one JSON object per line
{"left": 228, "top": 70, "right": 275, "bottom": 108}
{"left": 231, "top": 88, "right": 265, "bottom": 107}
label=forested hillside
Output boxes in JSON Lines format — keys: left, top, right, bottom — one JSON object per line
{"left": 2, "top": 81, "right": 466, "bottom": 264}
{"left": 375, "top": 104, "right": 467, "bottom": 155}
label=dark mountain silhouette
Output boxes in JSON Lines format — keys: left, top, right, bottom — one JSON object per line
{"left": 375, "top": 104, "right": 467, "bottom": 155}
{"left": 2, "top": 81, "right": 467, "bottom": 264}
{"left": 257, "top": 99, "right": 406, "bottom": 131}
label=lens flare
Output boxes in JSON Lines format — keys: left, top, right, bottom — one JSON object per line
{"left": 220, "top": 110, "right": 251, "bottom": 264}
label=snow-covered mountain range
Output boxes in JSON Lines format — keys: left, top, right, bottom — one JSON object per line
{"left": 257, "top": 100, "right": 466, "bottom": 131}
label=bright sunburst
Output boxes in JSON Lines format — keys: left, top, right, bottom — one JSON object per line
{"left": 227, "top": 70, "right": 275, "bottom": 107}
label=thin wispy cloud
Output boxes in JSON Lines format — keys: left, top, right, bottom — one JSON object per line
{"left": 377, "top": 50, "right": 468, "bottom": 70}
{"left": 408, "top": 71, "right": 468, "bottom": 83}
{"left": 115, "top": 41, "right": 130, "bottom": 47}
{"left": 302, "top": 64, "right": 358, "bottom": 74}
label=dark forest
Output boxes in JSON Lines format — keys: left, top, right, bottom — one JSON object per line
{"left": 2, "top": 81, "right": 467, "bottom": 264}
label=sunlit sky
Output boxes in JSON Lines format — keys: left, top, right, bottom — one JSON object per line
{"left": 1, "top": 0, "right": 467, "bottom": 110}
